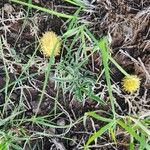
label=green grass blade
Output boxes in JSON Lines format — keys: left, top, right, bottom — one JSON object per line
{"left": 10, "top": 0, "right": 74, "bottom": 19}
{"left": 86, "top": 111, "right": 113, "bottom": 122}
{"left": 65, "top": 0, "right": 85, "bottom": 7}
{"left": 117, "top": 120, "right": 150, "bottom": 149}
{"left": 117, "top": 120, "right": 141, "bottom": 141}
{"left": 129, "top": 136, "right": 134, "bottom": 150}
{"left": 84, "top": 121, "right": 115, "bottom": 149}
{"left": 130, "top": 117, "right": 150, "bottom": 136}
{"left": 109, "top": 56, "right": 129, "bottom": 76}
{"left": 98, "top": 37, "right": 115, "bottom": 119}
{"left": 0, "top": 111, "right": 24, "bottom": 126}
{"left": 84, "top": 27, "right": 116, "bottom": 119}
{"left": 11, "top": 143, "right": 23, "bottom": 150}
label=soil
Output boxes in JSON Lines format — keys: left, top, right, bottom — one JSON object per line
{"left": 0, "top": 0, "right": 150, "bottom": 149}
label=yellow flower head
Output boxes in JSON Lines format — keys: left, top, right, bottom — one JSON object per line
{"left": 122, "top": 75, "right": 140, "bottom": 93}
{"left": 40, "top": 31, "right": 61, "bottom": 57}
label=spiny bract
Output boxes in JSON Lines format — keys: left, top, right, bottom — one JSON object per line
{"left": 40, "top": 31, "right": 61, "bottom": 57}
{"left": 122, "top": 75, "right": 140, "bottom": 93}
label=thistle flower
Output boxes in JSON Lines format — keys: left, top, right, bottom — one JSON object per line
{"left": 40, "top": 31, "right": 61, "bottom": 57}
{"left": 122, "top": 75, "right": 140, "bottom": 93}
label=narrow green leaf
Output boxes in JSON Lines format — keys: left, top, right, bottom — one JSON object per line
{"left": 117, "top": 120, "right": 150, "bottom": 150}
{"left": 84, "top": 121, "right": 115, "bottom": 149}
{"left": 130, "top": 118, "right": 150, "bottom": 136}
{"left": 98, "top": 37, "right": 115, "bottom": 119}
{"left": 117, "top": 120, "right": 141, "bottom": 141}
{"left": 86, "top": 112, "right": 112, "bottom": 122}
{"left": 0, "top": 111, "right": 24, "bottom": 126}
{"left": 129, "top": 136, "right": 134, "bottom": 150}
{"left": 10, "top": 0, "right": 74, "bottom": 19}
{"left": 11, "top": 143, "right": 23, "bottom": 150}
{"left": 63, "top": 27, "right": 80, "bottom": 37}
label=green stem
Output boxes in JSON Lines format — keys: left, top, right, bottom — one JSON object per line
{"left": 109, "top": 56, "right": 130, "bottom": 77}
{"left": 10, "top": 0, "right": 74, "bottom": 19}
{"left": 99, "top": 36, "right": 116, "bottom": 120}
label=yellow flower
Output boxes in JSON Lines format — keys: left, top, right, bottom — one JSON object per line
{"left": 122, "top": 75, "right": 140, "bottom": 93}
{"left": 40, "top": 31, "right": 61, "bottom": 57}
